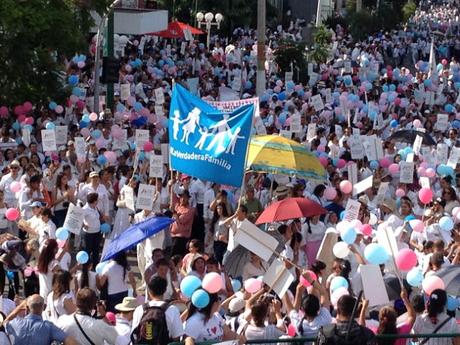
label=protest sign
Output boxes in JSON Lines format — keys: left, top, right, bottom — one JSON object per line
{"left": 374, "top": 182, "right": 389, "bottom": 206}
{"left": 155, "top": 87, "right": 165, "bottom": 104}
{"left": 149, "top": 155, "right": 163, "bottom": 178}
{"left": 263, "top": 258, "right": 295, "bottom": 298}
{"left": 413, "top": 135, "right": 423, "bottom": 155}
{"left": 74, "top": 137, "right": 87, "bottom": 160}
{"left": 306, "top": 123, "right": 317, "bottom": 141}
{"left": 124, "top": 186, "right": 135, "bottom": 212}
{"left": 63, "top": 203, "right": 84, "bottom": 235}
{"left": 352, "top": 176, "right": 373, "bottom": 196}
{"left": 120, "top": 84, "right": 130, "bottom": 101}
{"left": 161, "top": 144, "right": 169, "bottom": 164}
{"left": 234, "top": 219, "right": 279, "bottom": 262}
{"left": 310, "top": 95, "right": 324, "bottom": 112}
{"left": 135, "top": 129, "right": 150, "bottom": 148}
{"left": 447, "top": 146, "right": 460, "bottom": 168}
{"left": 55, "top": 126, "right": 68, "bottom": 146}
{"left": 436, "top": 114, "right": 449, "bottom": 131}
{"left": 347, "top": 162, "right": 358, "bottom": 185}
{"left": 360, "top": 264, "right": 390, "bottom": 307}
{"left": 136, "top": 183, "right": 155, "bottom": 211}
{"left": 350, "top": 135, "right": 364, "bottom": 160}
{"left": 399, "top": 161, "right": 414, "bottom": 184}
{"left": 344, "top": 199, "right": 361, "bottom": 222}
{"left": 41, "top": 129, "right": 57, "bottom": 152}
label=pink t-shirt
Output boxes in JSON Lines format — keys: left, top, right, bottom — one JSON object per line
{"left": 370, "top": 322, "right": 412, "bottom": 345}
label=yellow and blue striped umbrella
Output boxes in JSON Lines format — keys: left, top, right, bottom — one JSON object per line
{"left": 246, "top": 135, "right": 327, "bottom": 181}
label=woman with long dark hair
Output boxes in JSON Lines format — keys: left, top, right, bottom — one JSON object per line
{"left": 37, "top": 239, "right": 61, "bottom": 299}
{"left": 97, "top": 251, "right": 136, "bottom": 312}
{"left": 74, "top": 261, "right": 98, "bottom": 294}
{"left": 184, "top": 293, "right": 241, "bottom": 343}
{"left": 51, "top": 172, "right": 75, "bottom": 227}
{"left": 45, "top": 270, "right": 76, "bottom": 322}
{"left": 211, "top": 202, "right": 230, "bottom": 264}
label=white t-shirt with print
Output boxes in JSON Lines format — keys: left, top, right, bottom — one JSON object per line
{"left": 185, "top": 312, "right": 225, "bottom": 342}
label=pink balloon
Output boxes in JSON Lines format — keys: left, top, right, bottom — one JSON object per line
{"left": 76, "top": 100, "right": 85, "bottom": 109}
{"left": 417, "top": 167, "right": 426, "bottom": 177}
{"left": 104, "top": 151, "right": 117, "bottom": 164}
{"left": 324, "top": 187, "right": 337, "bottom": 200}
{"left": 89, "top": 112, "right": 98, "bottom": 121}
{"left": 395, "top": 248, "right": 417, "bottom": 271}
{"left": 14, "top": 105, "right": 24, "bottom": 115}
{"left": 418, "top": 187, "right": 433, "bottom": 204}
{"left": 143, "top": 141, "right": 154, "bottom": 152}
{"left": 55, "top": 105, "right": 64, "bottom": 114}
{"left": 395, "top": 188, "right": 406, "bottom": 198}
{"left": 299, "top": 271, "right": 318, "bottom": 288}
{"left": 422, "top": 276, "right": 445, "bottom": 295}
{"left": 317, "top": 145, "right": 326, "bottom": 152}
{"left": 360, "top": 224, "right": 373, "bottom": 236}
{"left": 77, "top": 61, "right": 86, "bottom": 69}
{"left": 388, "top": 163, "right": 399, "bottom": 174}
{"left": 0, "top": 106, "right": 8, "bottom": 117}
{"left": 24, "top": 117, "right": 34, "bottom": 125}
{"left": 202, "top": 272, "right": 224, "bottom": 294}
{"left": 452, "top": 207, "right": 460, "bottom": 217}
{"left": 5, "top": 208, "right": 20, "bottom": 221}
{"left": 95, "top": 138, "right": 106, "bottom": 149}
{"left": 339, "top": 180, "right": 352, "bottom": 194}
{"left": 319, "top": 157, "right": 328, "bottom": 167}
{"left": 409, "top": 219, "right": 425, "bottom": 233}
{"left": 413, "top": 119, "right": 422, "bottom": 128}
{"left": 420, "top": 162, "right": 429, "bottom": 169}
{"left": 379, "top": 157, "right": 390, "bottom": 168}
{"left": 57, "top": 239, "right": 67, "bottom": 248}
{"left": 17, "top": 114, "right": 26, "bottom": 123}
{"left": 244, "top": 278, "right": 262, "bottom": 293}
{"left": 287, "top": 323, "right": 297, "bottom": 337}
{"left": 9, "top": 181, "right": 22, "bottom": 193}
{"left": 336, "top": 159, "right": 346, "bottom": 169}
{"left": 425, "top": 168, "right": 436, "bottom": 178}
{"left": 23, "top": 101, "right": 33, "bottom": 112}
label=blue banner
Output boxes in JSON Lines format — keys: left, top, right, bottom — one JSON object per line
{"left": 169, "top": 84, "right": 254, "bottom": 187}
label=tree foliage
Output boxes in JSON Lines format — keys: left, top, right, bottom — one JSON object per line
{"left": 274, "top": 41, "right": 308, "bottom": 75}
{"left": 402, "top": 0, "right": 417, "bottom": 22}
{"left": 311, "top": 25, "right": 332, "bottom": 64}
{"left": 0, "top": 0, "right": 99, "bottom": 106}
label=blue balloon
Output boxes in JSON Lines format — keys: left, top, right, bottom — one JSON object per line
{"left": 95, "top": 261, "right": 108, "bottom": 274}
{"left": 279, "top": 112, "right": 287, "bottom": 125}
{"left": 330, "top": 276, "right": 349, "bottom": 292}
{"left": 447, "top": 296, "right": 459, "bottom": 311}
{"left": 364, "top": 243, "right": 389, "bottom": 265}
{"left": 91, "top": 129, "right": 102, "bottom": 139}
{"left": 180, "top": 275, "right": 202, "bottom": 298}
{"left": 444, "top": 104, "right": 455, "bottom": 113}
{"left": 341, "top": 227, "right": 357, "bottom": 245}
{"left": 437, "top": 164, "right": 454, "bottom": 176}
{"left": 97, "top": 155, "right": 107, "bottom": 165}
{"left": 278, "top": 91, "right": 286, "bottom": 101}
{"left": 46, "top": 122, "right": 56, "bottom": 130}
{"left": 49, "top": 102, "right": 57, "bottom": 110}
{"left": 68, "top": 75, "right": 79, "bottom": 86}
{"left": 82, "top": 114, "right": 90, "bottom": 122}
{"left": 100, "top": 223, "right": 111, "bottom": 233}
{"left": 76, "top": 251, "right": 89, "bottom": 264}
{"left": 138, "top": 151, "right": 145, "bottom": 161}
{"left": 12, "top": 121, "right": 20, "bottom": 131}
{"left": 134, "top": 102, "right": 143, "bottom": 112}
{"left": 6, "top": 271, "right": 14, "bottom": 280}
{"left": 191, "top": 289, "right": 210, "bottom": 309}
{"left": 79, "top": 120, "right": 88, "bottom": 128}
{"left": 72, "top": 87, "right": 82, "bottom": 96}
{"left": 339, "top": 210, "right": 346, "bottom": 220}
{"left": 439, "top": 216, "right": 454, "bottom": 231}
{"left": 231, "top": 279, "right": 242, "bottom": 292}
{"left": 244, "top": 81, "right": 253, "bottom": 90}
{"left": 370, "top": 160, "right": 379, "bottom": 170}
{"left": 117, "top": 103, "right": 126, "bottom": 113}
{"left": 56, "top": 227, "right": 69, "bottom": 241}
{"left": 424, "top": 79, "right": 432, "bottom": 87}
{"left": 406, "top": 267, "right": 423, "bottom": 287}
{"left": 390, "top": 119, "right": 399, "bottom": 128}
{"left": 389, "top": 84, "right": 396, "bottom": 92}
{"left": 405, "top": 215, "right": 416, "bottom": 222}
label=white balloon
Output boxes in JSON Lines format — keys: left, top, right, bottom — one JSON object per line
{"left": 333, "top": 241, "right": 350, "bottom": 259}
{"left": 369, "top": 212, "right": 378, "bottom": 225}
{"left": 336, "top": 220, "right": 351, "bottom": 233}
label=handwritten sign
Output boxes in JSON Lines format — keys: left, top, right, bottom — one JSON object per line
{"left": 350, "top": 135, "right": 364, "bottom": 159}
{"left": 155, "top": 87, "right": 165, "bottom": 104}
{"left": 447, "top": 146, "right": 460, "bottom": 168}
{"left": 63, "top": 203, "right": 84, "bottom": 235}
{"left": 399, "top": 161, "right": 414, "bottom": 184}
{"left": 120, "top": 84, "right": 131, "bottom": 101}
{"left": 344, "top": 199, "right": 361, "bottom": 222}
{"left": 436, "top": 114, "right": 449, "bottom": 132}
{"left": 41, "top": 129, "right": 57, "bottom": 152}
{"left": 135, "top": 129, "right": 150, "bottom": 149}
{"left": 161, "top": 143, "right": 169, "bottom": 164}
{"left": 290, "top": 114, "right": 301, "bottom": 133}
{"left": 413, "top": 135, "right": 423, "bottom": 155}
{"left": 263, "top": 258, "right": 295, "bottom": 298}
{"left": 374, "top": 182, "right": 389, "bottom": 206}
{"left": 136, "top": 183, "right": 155, "bottom": 211}
{"left": 306, "top": 123, "right": 317, "bottom": 140}
{"left": 55, "top": 126, "right": 68, "bottom": 146}
{"left": 124, "top": 186, "right": 135, "bottom": 212}
{"left": 149, "top": 155, "right": 163, "bottom": 178}
{"left": 74, "top": 137, "right": 87, "bottom": 161}
{"left": 347, "top": 162, "right": 358, "bottom": 185}
{"left": 310, "top": 95, "right": 324, "bottom": 112}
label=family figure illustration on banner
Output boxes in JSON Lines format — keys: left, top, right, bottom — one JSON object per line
{"left": 172, "top": 107, "right": 246, "bottom": 156}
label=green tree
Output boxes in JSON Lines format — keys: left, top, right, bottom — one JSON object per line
{"left": 274, "top": 41, "right": 308, "bottom": 75}
{"left": 402, "top": 0, "right": 417, "bottom": 21}
{"left": 0, "top": 0, "right": 104, "bottom": 106}
{"left": 311, "top": 25, "right": 332, "bottom": 64}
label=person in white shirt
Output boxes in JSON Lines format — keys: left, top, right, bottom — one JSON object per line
{"left": 113, "top": 297, "right": 139, "bottom": 345}
{"left": 57, "top": 287, "right": 119, "bottom": 345}
{"left": 77, "top": 171, "right": 109, "bottom": 220}
{"left": 82, "top": 193, "right": 102, "bottom": 267}
{"left": 131, "top": 276, "right": 184, "bottom": 343}
{"left": 18, "top": 174, "right": 45, "bottom": 220}
{"left": 0, "top": 160, "right": 21, "bottom": 208}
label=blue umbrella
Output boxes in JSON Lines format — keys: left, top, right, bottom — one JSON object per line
{"left": 101, "top": 216, "right": 175, "bottom": 261}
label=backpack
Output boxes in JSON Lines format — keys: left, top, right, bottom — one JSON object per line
{"left": 316, "top": 323, "right": 375, "bottom": 345}
{"left": 131, "top": 302, "right": 170, "bottom": 345}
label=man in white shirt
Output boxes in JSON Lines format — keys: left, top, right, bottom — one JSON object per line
{"left": 57, "top": 288, "right": 119, "bottom": 345}
{"left": 131, "top": 276, "right": 183, "bottom": 343}
{"left": 82, "top": 193, "right": 102, "bottom": 267}
{"left": 0, "top": 160, "right": 22, "bottom": 208}
{"left": 77, "top": 171, "right": 109, "bottom": 220}
{"left": 114, "top": 297, "right": 138, "bottom": 345}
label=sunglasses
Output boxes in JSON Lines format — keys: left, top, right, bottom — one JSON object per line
{"left": 10, "top": 167, "right": 19, "bottom": 170}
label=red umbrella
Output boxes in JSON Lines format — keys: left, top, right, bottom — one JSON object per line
{"left": 147, "top": 21, "right": 204, "bottom": 38}
{"left": 255, "top": 197, "right": 327, "bottom": 225}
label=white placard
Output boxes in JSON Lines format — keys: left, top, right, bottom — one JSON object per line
{"left": 112, "top": 129, "right": 127, "bottom": 151}
{"left": 413, "top": 135, "right": 423, "bottom": 155}
{"left": 436, "top": 114, "right": 449, "bottom": 132}
{"left": 290, "top": 114, "right": 301, "bottom": 133}
{"left": 344, "top": 199, "right": 361, "bottom": 222}
{"left": 136, "top": 183, "right": 155, "bottom": 211}
{"left": 306, "top": 123, "right": 317, "bottom": 140}
{"left": 74, "top": 137, "right": 87, "bottom": 160}
{"left": 419, "top": 176, "right": 430, "bottom": 188}
{"left": 263, "top": 258, "right": 295, "bottom": 298}
{"left": 360, "top": 264, "right": 390, "bottom": 307}
{"left": 335, "top": 125, "right": 343, "bottom": 138}
{"left": 406, "top": 152, "right": 415, "bottom": 163}
{"left": 374, "top": 182, "right": 389, "bottom": 206}
{"left": 161, "top": 143, "right": 169, "bottom": 164}
{"left": 456, "top": 92, "right": 460, "bottom": 105}
{"left": 285, "top": 71, "right": 293, "bottom": 82}
{"left": 124, "top": 186, "right": 135, "bottom": 212}
{"left": 350, "top": 135, "right": 364, "bottom": 159}
{"left": 135, "top": 129, "right": 150, "bottom": 148}
{"left": 436, "top": 143, "right": 449, "bottom": 165}
{"left": 154, "top": 105, "right": 164, "bottom": 116}
{"left": 55, "top": 126, "right": 68, "bottom": 146}
{"left": 447, "top": 146, "right": 460, "bottom": 168}
{"left": 316, "top": 230, "right": 339, "bottom": 274}
{"left": 234, "top": 219, "right": 279, "bottom": 262}
{"left": 362, "top": 135, "right": 377, "bottom": 161}
{"left": 149, "top": 155, "right": 163, "bottom": 178}
{"left": 307, "top": 63, "right": 313, "bottom": 76}
{"left": 425, "top": 91, "right": 434, "bottom": 105}
{"left": 120, "top": 84, "right": 131, "bottom": 101}
{"left": 155, "top": 87, "right": 165, "bottom": 104}
{"left": 399, "top": 161, "right": 414, "bottom": 184}
{"left": 183, "top": 28, "right": 193, "bottom": 41}
{"left": 180, "top": 41, "right": 187, "bottom": 55}
{"left": 325, "top": 88, "right": 332, "bottom": 104}
{"left": 347, "top": 162, "right": 358, "bottom": 185}
{"left": 41, "top": 129, "right": 57, "bottom": 152}
{"left": 310, "top": 95, "right": 324, "bottom": 112}
{"left": 22, "top": 129, "right": 31, "bottom": 147}
{"left": 63, "top": 203, "right": 84, "bottom": 235}
{"left": 352, "top": 175, "right": 373, "bottom": 196}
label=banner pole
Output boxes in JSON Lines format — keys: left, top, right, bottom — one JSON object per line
{"left": 236, "top": 112, "right": 255, "bottom": 211}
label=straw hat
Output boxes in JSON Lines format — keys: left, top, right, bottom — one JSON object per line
{"left": 115, "top": 297, "right": 138, "bottom": 312}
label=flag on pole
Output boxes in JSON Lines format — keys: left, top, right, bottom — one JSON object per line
{"left": 169, "top": 84, "right": 254, "bottom": 187}
{"left": 428, "top": 40, "right": 438, "bottom": 82}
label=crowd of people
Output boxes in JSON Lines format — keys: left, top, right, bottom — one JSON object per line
{"left": 0, "top": 0, "right": 458, "bottom": 344}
